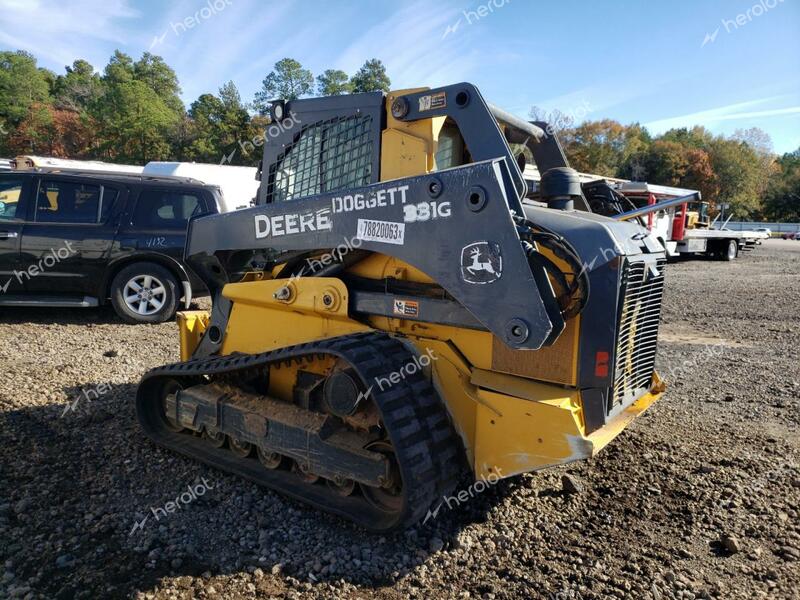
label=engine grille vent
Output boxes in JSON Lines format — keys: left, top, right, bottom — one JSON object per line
{"left": 611, "top": 257, "right": 666, "bottom": 410}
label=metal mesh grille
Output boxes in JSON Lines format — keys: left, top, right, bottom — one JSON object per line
{"left": 611, "top": 257, "right": 666, "bottom": 409}
{"left": 265, "top": 115, "right": 374, "bottom": 203}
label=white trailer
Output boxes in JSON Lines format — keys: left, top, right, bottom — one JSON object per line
{"left": 142, "top": 162, "right": 258, "bottom": 213}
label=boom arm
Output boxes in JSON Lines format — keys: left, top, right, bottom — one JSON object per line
{"left": 185, "top": 159, "right": 564, "bottom": 353}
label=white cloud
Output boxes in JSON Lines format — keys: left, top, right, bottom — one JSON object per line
{"left": 644, "top": 95, "right": 800, "bottom": 132}
{"left": 0, "top": 0, "right": 139, "bottom": 68}
{"left": 333, "top": 1, "right": 484, "bottom": 89}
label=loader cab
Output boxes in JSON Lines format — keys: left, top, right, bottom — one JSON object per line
{"left": 255, "top": 84, "right": 584, "bottom": 212}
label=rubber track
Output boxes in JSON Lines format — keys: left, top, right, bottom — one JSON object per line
{"left": 136, "top": 331, "right": 464, "bottom": 530}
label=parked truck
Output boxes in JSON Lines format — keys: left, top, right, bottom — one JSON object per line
{"left": 610, "top": 182, "right": 768, "bottom": 260}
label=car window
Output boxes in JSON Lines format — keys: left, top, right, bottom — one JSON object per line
{"left": 0, "top": 177, "right": 24, "bottom": 220}
{"left": 132, "top": 191, "right": 203, "bottom": 229}
{"left": 99, "top": 189, "right": 119, "bottom": 222}
{"left": 36, "top": 180, "right": 102, "bottom": 223}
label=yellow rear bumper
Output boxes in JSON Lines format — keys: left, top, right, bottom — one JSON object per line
{"left": 586, "top": 373, "right": 664, "bottom": 454}
{"left": 468, "top": 369, "right": 665, "bottom": 480}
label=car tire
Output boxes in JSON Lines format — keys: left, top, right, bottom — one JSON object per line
{"left": 110, "top": 262, "right": 180, "bottom": 324}
{"left": 722, "top": 239, "right": 738, "bottom": 261}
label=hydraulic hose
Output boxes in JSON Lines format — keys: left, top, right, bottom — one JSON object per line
{"left": 515, "top": 216, "right": 590, "bottom": 319}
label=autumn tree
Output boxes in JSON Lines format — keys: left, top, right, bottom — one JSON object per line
{"left": 562, "top": 120, "right": 650, "bottom": 177}
{"left": 632, "top": 140, "right": 718, "bottom": 203}
{"left": 0, "top": 51, "right": 53, "bottom": 153}
{"left": 8, "top": 103, "right": 94, "bottom": 157}
{"left": 763, "top": 149, "right": 800, "bottom": 221}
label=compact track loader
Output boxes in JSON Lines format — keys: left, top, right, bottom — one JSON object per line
{"left": 137, "top": 83, "right": 667, "bottom": 530}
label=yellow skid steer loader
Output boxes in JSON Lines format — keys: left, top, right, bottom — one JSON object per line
{"left": 137, "top": 83, "right": 667, "bottom": 530}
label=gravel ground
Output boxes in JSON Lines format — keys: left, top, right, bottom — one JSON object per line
{"left": 1, "top": 239, "right": 798, "bottom": 600}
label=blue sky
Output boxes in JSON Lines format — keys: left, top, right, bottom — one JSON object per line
{"left": 1, "top": 0, "right": 798, "bottom": 152}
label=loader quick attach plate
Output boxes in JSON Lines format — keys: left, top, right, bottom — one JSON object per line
{"left": 185, "top": 158, "right": 558, "bottom": 350}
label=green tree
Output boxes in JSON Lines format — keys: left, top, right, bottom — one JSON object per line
{"left": 316, "top": 69, "right": 352, "bottom": 96}
{"left": 183, "top": 81, "right": 260, "bottom": 165}
{"left": 0, "top": 50, "right": 52, "bottom": 137}
{"left": 133, "top": 53, "right": 183, "bottom": 114}
{"left": 763, "top": 149, "right": 800, "bottom": 221}
{"left": 253, "top": 58, "right": 314, "bottom": 113}
{"left": 97, "top": 79, "right": 178, "bottom": 163}
{"left": 103, "top": 50, "right": 135, "bottom": 85}
{"left": 349, "top": 59, "right": 391, "bottom": 93}
{"left": 659, "top": 125, "right": 715, "bottom": 150}
{"left": 706, "top": 137, "right": 764, "bottom": 217}
{"left": 53, "top": 59, "right": 103, "bottom": 112}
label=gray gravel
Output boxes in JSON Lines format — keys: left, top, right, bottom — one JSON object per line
{"left": 1, "top": 239, "right": 798, "bottom": 599}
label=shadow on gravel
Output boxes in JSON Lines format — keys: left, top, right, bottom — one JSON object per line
{"left": 0, "top": 305, "right": 122, "bottom": 326}
{"left": 0, "top": 386, "right": 520, "bottom": 599}
{"left": 0, "top": 302, "right": 205, "bottom": 327}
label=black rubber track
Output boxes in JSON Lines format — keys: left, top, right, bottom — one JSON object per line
{"left": 136, "top": 331, "right": 465, "bottom": 531}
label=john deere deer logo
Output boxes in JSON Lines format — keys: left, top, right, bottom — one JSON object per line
{"left": 460, "top": 241, "right": 502, "bottom": 284}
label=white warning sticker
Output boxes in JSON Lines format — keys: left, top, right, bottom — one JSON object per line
{"left": 356, "top": 219, "right": 405, "bottom": 245}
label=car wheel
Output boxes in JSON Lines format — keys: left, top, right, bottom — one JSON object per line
{"left": 722, "top": 240, "right": 738, "bottom": 261}
{"left": 110, "top": 262, "right": 180, "bottom": 324}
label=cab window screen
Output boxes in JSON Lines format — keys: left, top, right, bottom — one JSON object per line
{"left": 265, "top": 115, "right": 373, "bottom": 203}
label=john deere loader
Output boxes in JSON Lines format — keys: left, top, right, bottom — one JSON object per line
{"left": 136, "top": 83, "right": 668, "bottom": 530}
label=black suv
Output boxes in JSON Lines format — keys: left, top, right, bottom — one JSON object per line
{"left": 0, "top": 170, "right": 221, "bottom": 323}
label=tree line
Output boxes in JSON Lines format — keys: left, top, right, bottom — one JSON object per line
{"left": 532, "top": 107, "right": 799, "bottom": 221}
{"left": 0, "top": 49, "right": 797, "bottom": 220}
{"left": 0, "top": 50, "right": 391, "bottom": 168}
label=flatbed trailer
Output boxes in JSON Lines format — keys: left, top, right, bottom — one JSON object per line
{"left": 615, "top": 182, "right": 768, "bottom": 260}
{"left": 522, "top": 167, "right": 767, "bottom": 260}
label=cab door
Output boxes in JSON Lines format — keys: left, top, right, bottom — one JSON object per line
{"left": 0, "top": 175, "right": 32, "bottom": 295}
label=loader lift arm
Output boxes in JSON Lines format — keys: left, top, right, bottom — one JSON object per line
{"left": 186, "top": 158, "right": 567, "bottom": 357}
